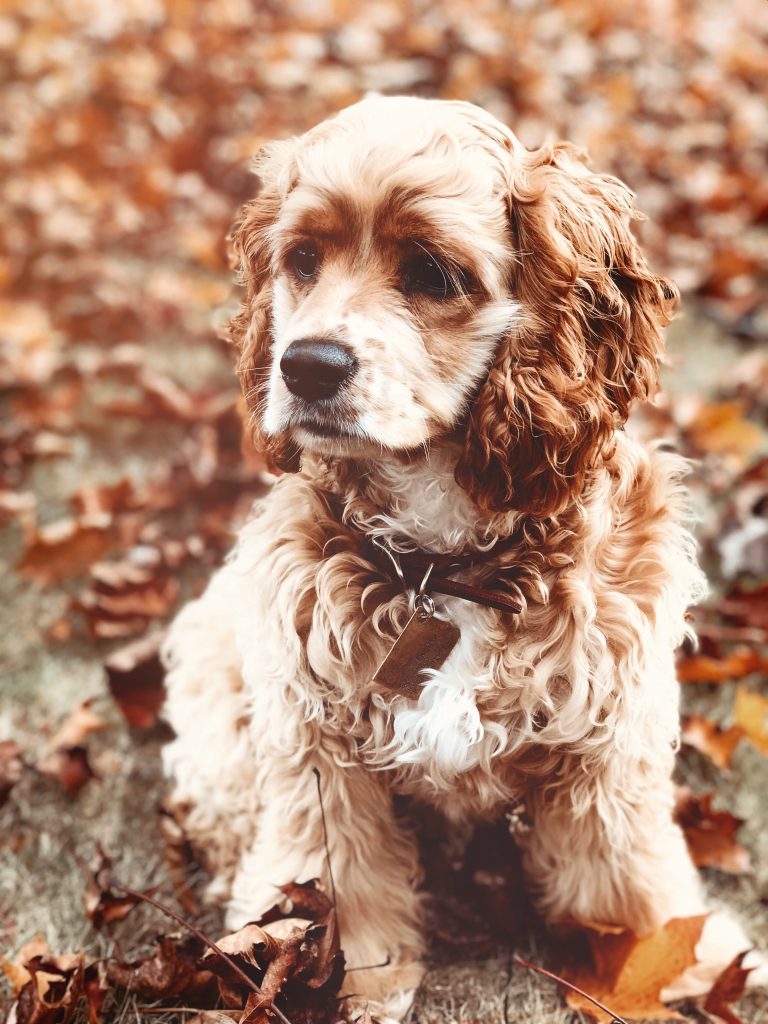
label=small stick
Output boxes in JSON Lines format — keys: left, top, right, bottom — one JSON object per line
{"left": 512, "top": 954, "right": 628, "bottom": 1024}
{"left": 312, "top": 768, "right": 338, "bottom": 911}
{"left": 345, "top": 956, "right": 391, "bottom": 973}
{"left": 108, "top": 880, "right": 294, "bottom": 1024}
{"left": 137, "top": 1009, "right": 215, "bottom": 1015}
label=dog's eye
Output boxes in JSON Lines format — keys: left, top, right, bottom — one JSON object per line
{"left": 402, "top": 253, "right": 459, "bottom": 299}
{"left": 288, "top": 244, "right": 320, "bottom": 281}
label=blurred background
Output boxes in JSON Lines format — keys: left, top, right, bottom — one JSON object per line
{"left": 1, "top": 1, "right": 767, "bottom": 1021}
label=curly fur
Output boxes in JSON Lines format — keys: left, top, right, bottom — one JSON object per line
{"left": 162, "top": 96, "right": 763, "bottom": 1022}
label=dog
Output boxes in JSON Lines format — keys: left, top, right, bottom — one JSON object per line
{"left": 162, "top": 95, "right": 761, "bottom": 1021}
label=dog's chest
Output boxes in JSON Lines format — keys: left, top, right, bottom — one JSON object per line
{"left": 302, "top": 579, "right": 526, "bottom": 800}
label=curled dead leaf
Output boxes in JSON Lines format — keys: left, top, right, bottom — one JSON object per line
{"left": 106, "top": 935, "right": 216, "bottom": 1004}
{"left": 10, "top": 950, "right": 85, "bottom": 1024}
{"left": 83, "top": 845, "right": 157, "bottom": 929}
{"left": 1, "top": 936, "right": 51, "bottom": 997}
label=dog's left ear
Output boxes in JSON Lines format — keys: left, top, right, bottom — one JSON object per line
{"left": 455, "top": 141, "right": 677, "bottom": 517}
{"left": 226, "top": 139, "right": 302, "bottom": 474}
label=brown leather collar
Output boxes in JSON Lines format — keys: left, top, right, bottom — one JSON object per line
{"left": 319, "top": 487, "right": 524, "bottom": 614}
{"left": 365, "top": 534, "right": 524, "bottom": 615}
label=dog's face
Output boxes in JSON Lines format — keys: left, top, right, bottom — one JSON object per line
{"left": 251, "top": 98, "right": 518, "bottom": 458}
{"left": 230, "top": 96, "right": 675, "bottom": 516}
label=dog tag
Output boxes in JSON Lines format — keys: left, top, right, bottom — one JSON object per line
{"left": 373, "top": 608, "right": 461, "bottom": 701}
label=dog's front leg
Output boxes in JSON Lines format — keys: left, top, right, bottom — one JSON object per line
{"left": 521, "top": 752, "right": 765, "bottom": 997}
{"left": 228, "top": 745, "right": 425, "bottom": 1023}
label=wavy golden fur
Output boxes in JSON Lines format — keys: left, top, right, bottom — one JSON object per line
{"left": 162, "top": 97, "right": 764, "bottom": 1022}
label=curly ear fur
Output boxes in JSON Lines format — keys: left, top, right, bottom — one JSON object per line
{"left": 226, "top": 141, "right": 301, "bottom": 474}
{"left": 455, "top": 142, "right": 677, "bottom": 518}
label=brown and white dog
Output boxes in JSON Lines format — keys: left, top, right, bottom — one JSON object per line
{"left": 162, "top": 96, "right": 761, "bottom": 1021}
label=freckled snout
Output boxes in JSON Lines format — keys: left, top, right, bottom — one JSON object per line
{"left": 280, "top": 339, "right": 358, "bottom": 402}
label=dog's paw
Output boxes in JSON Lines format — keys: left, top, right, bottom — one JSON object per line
{"left": 342, "top": 990, "right": 416, "bottom": 1024}
{"left": 660, "top": 911, "right": 768, "bottom": 1002}
{"left": 340, "top": 961, "right": 423, "bottom": 1024}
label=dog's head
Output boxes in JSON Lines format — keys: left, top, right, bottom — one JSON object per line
{"left": 229, "top": 95, "right": 676, "bottom": 517}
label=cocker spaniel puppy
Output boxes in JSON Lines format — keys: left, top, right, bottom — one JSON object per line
{"left": 162, "top": 96, "right": 759, "bottom": 1021}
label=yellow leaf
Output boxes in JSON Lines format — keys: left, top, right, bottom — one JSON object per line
{"left": 733, "top": 687, "right": 768, "bottom": 755}
{"left": 562, "top": 916, "right": 708, "bottom": 1022}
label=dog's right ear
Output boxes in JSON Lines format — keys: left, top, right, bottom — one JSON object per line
{"left": 226, "top": 140, "right": 302, "bottom": 474}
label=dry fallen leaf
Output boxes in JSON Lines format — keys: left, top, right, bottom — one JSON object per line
{"left": 72, "top": 478, "right": 138, "bottom": 517}
{"left": 83, "top": 960, "right": 109, "bottom": 1024}
{"left": 15, "top": 515, "right": 114, "bottom": 586}
{"left": 105, "top": 631, "right": 167, "bottom": 728}
{"left": 685, "top": 402, "right": 764, "bottom": 461}
{"left": 561, "top": 915, "right": 708, "bottom": 1022}
{"left": 10, "top": 950, "right": 85, "bottom": 1024}
{"left": 76, "top": 560, "right": 180, "bottom": 639}
{"left": 677, "top": 647, "right": 768, "bottom": 684}
{"left": 158, "top": 802, "right": 200, "bottom": 914}
{"left": 703, "top": 951, "right": 754, "bottom": 1024}
{"left": 717, "top": 585, "right": 768, "bottom": 632}
{"left": 681, "top": 716, "right": 746, "bottom": 770}
{"left": 0, "top": 739, "right": 25, "bottom": 807}
{"left": 38, "top": 745, "right": 96, "bottom": 795}
{"left": 106, "top": 935, "right": 216, "bottom": 1004}
{"left": 733, "top": 687, "right": 768, "bottom": 755}
{"left": 674, "top": 788, "right": 751, "bottom": 874}
{"left": 36, "top": 699, "right": 109, "bottom": 795}
{"left": 46, "top": 699, "right": 108, "bottom": 752}
{"left": 83, "top": 845, "right": 156, "bottom": 929}
{"left": 1, "top": 936, "right": 51, "bottom": 997}
{"left": 201, "top": 879, "right": 344, "bottom": 1021}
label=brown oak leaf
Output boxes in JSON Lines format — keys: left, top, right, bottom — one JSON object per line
{"left": 703, "top": 951, "right": 754, "bottom": 1024}
{"left": 561, "top": 915, "right": 708, "bottom": 1022}
{"left": 733, "top": 687, "right": 768, "bottom": 755}
{"left": 681, "top": 716, "right": 745, "bottom": 770}
{"left": 674, "top": 788, "right": 751, "bottom": 874}
{"left": 105, "top": 631, "right": 167, "bottom": 727}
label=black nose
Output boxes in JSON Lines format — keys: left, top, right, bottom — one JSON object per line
{"left": 280, "top": 339, "right": 357, "bottom": 402}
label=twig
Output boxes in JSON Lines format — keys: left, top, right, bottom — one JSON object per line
{"left": 108, "top": 880, "right": 295, "bottom": 1024}
{"left": 137, "top": 1009, "right": 215, "bottom": 1015}
{"left": 512, "top": 954, "right": 628, "bottom": 1024}
{"left": 345, "top": 956, "right": 391, "bottom": 973}
{"left": 312, "top": 768, "right": 338, "bottom": 911}
{"left": 502, "top": 946, "right": 513, "bottom": 1024}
